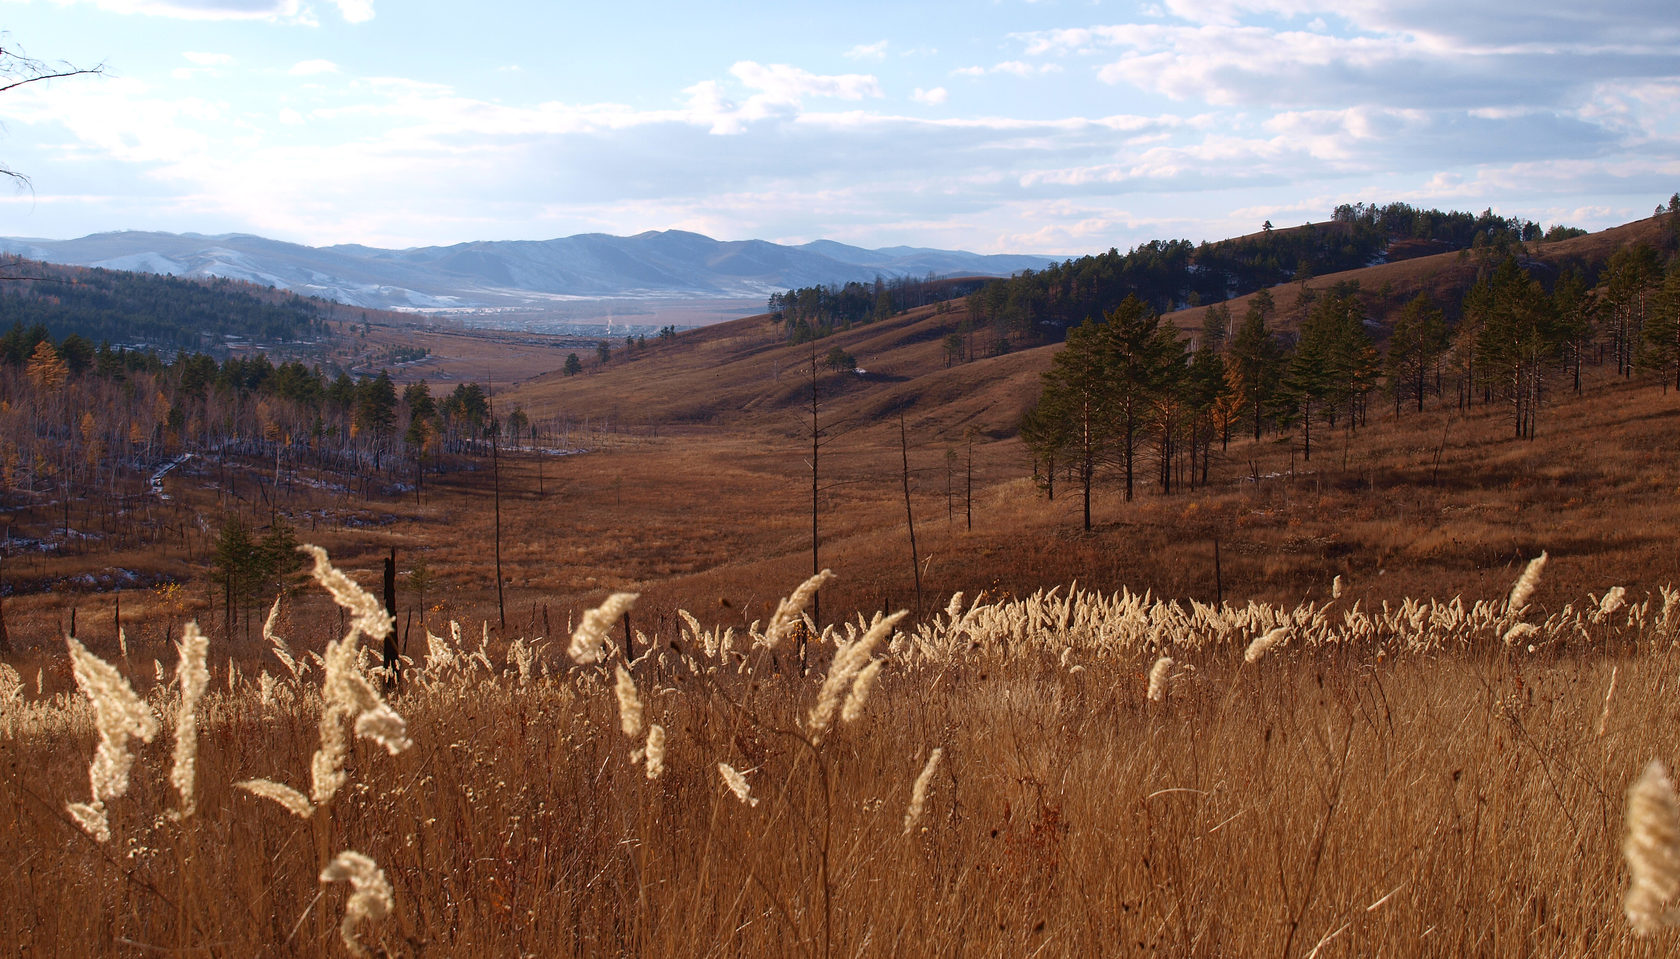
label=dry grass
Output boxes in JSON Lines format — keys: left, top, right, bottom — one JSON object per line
{"left": 6, "top": 552, "right": 1680, "bottom": 955}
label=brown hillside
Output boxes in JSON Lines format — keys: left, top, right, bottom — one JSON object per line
{"left": 4, "top": 215, "right": 1678, "bottom": 658}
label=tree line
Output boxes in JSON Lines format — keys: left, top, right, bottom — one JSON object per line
{"left": 0, "top": 256, "right": 332, "bottom": 352}
{"left": 0, "top": 324, "right": 528, "bottom": 558}
{"left": 1023, "top": 223, "right": 1680, "bottom": 529}
{"left": 964, "top": 203, "right": 1585, "bottom": 359}
{"left": 766, "top": 275, "right": 988, "bottom": 344}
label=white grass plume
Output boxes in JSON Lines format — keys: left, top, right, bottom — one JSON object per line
{"left": 320, "top": 849, "right": 394, "bottom": 958}
{"left": 568, "top": 592, "right": 638, "bottom": 664}
{"left": 719, "top": 762, "right": 758, "bottom": 807}
{"left": 644, "top": 724, "right": 666, "bottom": 780}
{"left": 762, "top": 570, "right": 834, "bottom": 649}
{"left": 236, "top": 778, "right": 314, "bottom": 819}
{"left": 1147, "top": 656, "right": 1174, "bottom": 702}
{"left": 614, "top": 665, "right": 644, "bottom": 739}
{"left": 65, "top": 636, "right": 159, "bottom": 841}
{"left": 841, "top": 659, "right": 884, "bottom": 724}
{"left": 1625, "top": 759, "right": 1680, "bottom": 934}
{"left": 904, "top": 748, "right": 944, "bottom": 835}
{"left": 299, "top": 544, "right": 392, "bottom": 643}
{"left": 1244, "top": 625, "right": 1289, "bottom": 664}
{"left": 1507, "top": 551, "right": 1548, "bottom": 615}
{"left": 1597, "top": 586, "right": 1628, "bottom": 623}
{"left": 1598, "top": 665, "right": 1619, "bottom": 738}
{"left": 307, "top": 584, "right": 413, "bottom": 808}
{"left": 808, "top": 609, "right": 905, "bottom": 739}
{"left": 263, "top": 596, "right": 305, "bottom": 680}
{"left": 168, "top": 622, "right": 210, "bottom": 819}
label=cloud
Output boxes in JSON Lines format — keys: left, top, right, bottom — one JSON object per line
{"left": 683, "top": 62, "right": 883, "bottom": 134}
{"left": 913, "top": 87, "right": 949, "bottom": 106}
{"left": 326, "top": 0, "right": 373, "bottom": 23}
{"left": 844, "top": 40, "right": 888, "bottom": 61}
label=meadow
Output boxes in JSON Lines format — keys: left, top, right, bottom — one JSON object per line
{"left": 6, "top": 218, "right": 1680, "bottom": 955}
{"left": 5, "top": 544, "right": 1680, "bottom": 956}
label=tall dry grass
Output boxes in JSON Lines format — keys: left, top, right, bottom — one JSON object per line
{"left": 4, "top": 548, "right": 1680, "bottom": 955}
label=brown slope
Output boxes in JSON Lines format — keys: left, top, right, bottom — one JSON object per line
{"left": 507, "top": 302, "right": 1055, "bottom": 447}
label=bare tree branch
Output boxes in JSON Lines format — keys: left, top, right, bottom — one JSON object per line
{"left": 0, "top": 40, "right": 106, "bottom": 184}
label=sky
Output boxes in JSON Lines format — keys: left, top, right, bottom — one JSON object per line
{"left": 1, "top": 0, "right": 1677, "bottom": 255}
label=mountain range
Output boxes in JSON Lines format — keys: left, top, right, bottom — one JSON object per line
{"left": 0, "top": 230, "right": 1056, "bottom": 312}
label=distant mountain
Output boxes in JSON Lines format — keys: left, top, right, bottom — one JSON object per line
{"left": 0, "top": 230, "right": 1057, "bottom": 312}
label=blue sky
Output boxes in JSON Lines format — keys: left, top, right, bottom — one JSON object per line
{"left": 1, "top": 0, "right": 1677, "bottom": 254}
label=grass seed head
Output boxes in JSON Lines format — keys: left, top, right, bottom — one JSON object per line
{"left": 614, "top": 665, "right": 644, "bottom": 739}
{"left": 1244, "top": 625, "right": 1289, "bottom": 664}
{"left": 568, "top": 592, "right": 639, "bottom": 664}
{"left": 645, "top": 724, "right": 666, "bottom": 779}
{"left": 762, "top": 570, "right": 834, "bottom": 649}
{"left": 842, "top": 659, "right": 884, "bottom": 724}
{"left": 1147, "top": 655, "right": 1174, "bottom": 702}
{"left": 904, "top": 747, "right": 944, "bottom": 835}
{"left": 320, "top": 849, "right": 394, "bottom": 957}
{"left": 300, "top": 544, "right": 392, "bottom": 643}
{"left": 719, "top": 762, "right": 758, "bottom": 807}
{"left": 236, "top": 778, "right": 315, "bottom": 819}
{"left": 168, "top": 621, "right": 210, "bottom": 819}
{"left": 1625, "top": 759, "right": 1680, "bottom": 934}
{"left": 65, "top": 635, "right": 159, "bottom": 840}
{"left": 1507, "top": 551, "right": 1548, "bottom": 615}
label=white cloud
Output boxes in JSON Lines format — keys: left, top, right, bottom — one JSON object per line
{"left": 844, "top": 40, "right": 889, "bottom": 61}
{"left": 680, "top": 62, "right": 882, "bottom": 134}
{"left": 327, "top": 0, "right": 373, "bottom": 23}
{"left": 913, "top": 87, "right": 949, "bottom": 106}
{"left": 729, "top": 62, "right": 882, "bottom": 103}
{"left": 290, "top": 59, "right": 340, "bottom": 76}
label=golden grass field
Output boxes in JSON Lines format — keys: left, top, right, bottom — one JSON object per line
{"left": 5, "top": 550, "right": 1680, "bottom": 956}
{"left": 6, "top": 217, "right": 1680, "bottom": 954}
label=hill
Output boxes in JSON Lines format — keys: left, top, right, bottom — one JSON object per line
{"left": 0, "top": 229, "right": 1057, "bottom": 313}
